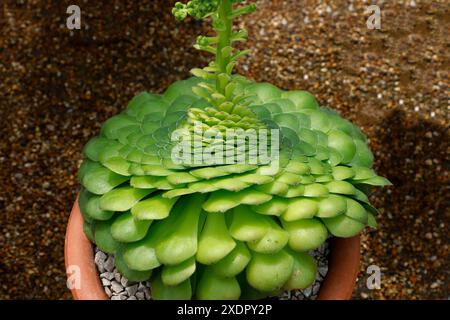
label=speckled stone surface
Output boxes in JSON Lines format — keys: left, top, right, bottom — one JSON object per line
{"left": 0, "top": 0, "right": 448, "bottom": 299}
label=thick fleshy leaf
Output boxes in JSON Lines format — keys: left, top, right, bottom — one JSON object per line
{"left": 253, "top": 198, "right": 287, "bottom": 216}
{"left": 155, "top": 195, "right": 204, "bottom": 265}
{"left": 352, "top": 166, "right": 376, "bottom": 180}
{"left": 210, "top": 242, "right": 251, "bottom": 278}
{"left": 316, "top": 195, "right": 347, "bottom": 218}
{"left": 110, "top": 211, "right": 152, "bottom": 243}
{"left": 283, "top": 251, "right": 317, "bottom": 290}
{"left": 247, "top": 219, "right": 289, "bottom": 253}
{"left": 356, "top": 176, "right": 392, "bottom": 186}
{"left": 245, "top": 83, "right": 282, "bottom": 102}
{"left": 115, "top": 252, "right": 152, "bottom": 282}
{"left": 161, "top": 257, "right": 196, "bottom": 286}
{"left": 131, "top": 194, "right": 178, "bottom": 220}
{"left": 122, "top": 233, "right": 161, "bottom": 271}
{"left": 100, "top": 187, "right": 153, "bottom": 212}
{"left": 256, "top": 181, "right": 289, "bottom": 196}
{"left": 83, "top": 137, "right": 111, "bottom": 162}
{"left": 282, "top": 218, "right": 328, "bottom": 252}
{"left": 303, "top": 184, "right": 329, "bottom": 197}
{"left": 322, "top": 214, "right": 365, "bottom": 237}
{"left": 202, "top": 189, "right": 272, "bottom": 213}
{"left": 197, "top": 212, "right": 236, "bottom": 265}
{"left": 152, "top": 273, "right": 192, "bottom": 300}
{"left": 332, "top": 166, "right": 355, "bottom": 180}
{"left": 282, "top": 198, "right": 318, "bottom": 221}
{"left": 345, "top": 198, "right": 368, "bottom": 224}
{"left": 325, "top": 180, "right": 357, "bottom": 195}
{"left": 327, "top": 130, "right": 356, "bottom": 164}
{"left": 94, "top": 220, "right": 121, "bottom": 254}
{"left": 79, "top": 161, "right": 129, "bottom": 195}
{"left": 350, "top": 139, "right": 374, "bottom": 167}
{"left": 281, "top": 91, "right": 319, "bottom": 110}
{"left": 79, "top": 190, "right": 114, "bottom": 221}
{"left": 229, "top": 206, "right": 270, "bottom": 242}
{"left": 246, "top": 250, "right": 294, "bottom": 292}
{"left": 196, "top": 269, "right": 241, "bottom": 300}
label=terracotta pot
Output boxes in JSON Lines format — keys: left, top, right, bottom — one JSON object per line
{"left": 65, "top": 198, "right": 360, "bottom": 300}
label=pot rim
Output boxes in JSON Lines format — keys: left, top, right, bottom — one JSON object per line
{"left": 65, "top": 197, "right": 360, "bottom": 300}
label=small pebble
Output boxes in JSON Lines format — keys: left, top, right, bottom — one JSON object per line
{"left": 136, "top": 292, "right": 145, "bottom": 300}
{"left": 105, "top": 287, "right": 112, "bottom": 298}
{"left": 126, "top": 284, "right": 139, "bottom": 297}
{"left": 111, "top": 281, "right": 124, "bottom": 293}
{"left": 121, "top": 276, "right": 130, "bottom": 287}
{"left": 104, "top": 256, "right": 115, "bottom": 272}
{"left": 101, "top": 278, "right": 111, "bottom": 286}
{"left": 100, "top": 272, "right": 115, "bottom": 281}
{"left": 114, "top": 271, "right": 122, "bottom": 283}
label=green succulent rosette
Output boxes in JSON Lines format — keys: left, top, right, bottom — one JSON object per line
{"left": 77, "top": 0, "right": 391, "bottom": 300}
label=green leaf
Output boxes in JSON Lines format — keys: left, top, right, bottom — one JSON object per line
{"left": 246, "top": 250, "right": 294, "bottom": 292}
{"left": 322, "top": 214, "right": 365, "bottom": 238}
{"left": 102, "top": 157, "right": 131, "bottom": 176}
{"left": 79, "top": 160, "right": 129, "bottom": 195}
{"left": 345, "top": 198, "right": 368, "bottom": 224}
{"left": 247, "top": 219, "right": 289, "bottom": 253}
{"left": 350, "top": 139, "right": 374, "bottom": 167}
{"left": 121, "top": 232, "right": 161, "bottom": 271}
{"left": 283, "top": 251, "right": 317, "bottom": 290}
{"left": 94, "top": 220, "right": 121, "bottom": 254}
{"left": 327, "top": 130, "right": 356, "bottom": 164}
{"left": 202, "top": 189, "right": 272, "bottom": 213}
{"left": 155, "top": 195, "right": 204, "bottom": 265}
{"left": 367, "top": 213, "right": 378, "bottom": 228}
{"left": 161, "top": 257, "right": 196, "bottom": 286}
{"left": 282, "top": 198, "right": 318, "bottom": 221}
{"left": 115, "top": 252, "right": 152, "bottom": 282}
{"left": 303, "top": 183, "right": 329, "bottom": 197}
{"left": 253, "top": 197, "right": 287, "bottom": 216}
{"left": 245, "top": 83, "right": 282, "bottom": 103}
{"left": 132, "top": 194, "right": 179, "bottom": 220}
{"left": 83, "top": 137, "right": 111, "bottom": 162}
{"left": 210, "top": 242, "right": 251, "bottom": 278}
{"left": 79, "top": 190, "right": 114, "bottom": 221}
{"left": 167, "top": 172, "right": 199, "bottom": 185}
{"left": 83, "top": 221, "right": 95, "bottom": 242}
{"left": 229, "top": 206, "right": 270, "bottom": 242}
{"left": 356, "top": 176, "right": 392, "bottom": 186}
{"left": 316, "top": 195, "right": 347, "bottom": 218}
{"left": 197, "top": 212, "right": 236, "bottom": 265}
{"left": 282, "top": 218, "right": 328, "bottom": 252}
{"left": 100, "top": 187, "right": 153, "bottom": 212}
{"left": 152, "top": 272, "right": 192, "bottom": 300}
{"left": 352, "top": 166, "right": 376, "bottom": 180}
{"left": 325, "top": 181, "right": 357, "bottom": 195}
{"left": 196, "top": 269, "right": 241, "bottom": 300}
{"left": 332, "top": 166, "right": 355, "bottom": 180}
{"left": 111, "top": 211, "right": 152, "bottom": 243}
{"left": 281, "top": 91, "right": 319, "bottom": 110}
{"left": 283, "top": 184, "right": 305, "bottom": 198}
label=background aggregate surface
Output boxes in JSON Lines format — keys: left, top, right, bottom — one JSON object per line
{"left": 0, "top": 0, "right": 448, "bottom": 299}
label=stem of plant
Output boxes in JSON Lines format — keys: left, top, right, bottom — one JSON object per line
{"left": 215, "top": 0, "right": 233, "bottom": 92}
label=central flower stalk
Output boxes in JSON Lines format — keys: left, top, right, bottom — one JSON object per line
{"left": 215, "top": 0, "right": 233, "bottom": 78}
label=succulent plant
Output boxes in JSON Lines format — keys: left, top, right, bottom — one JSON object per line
{"left": 78, "top": 0, "right": 391, "bottom": 300}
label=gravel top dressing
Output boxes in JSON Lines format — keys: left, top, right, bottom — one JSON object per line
{"left": 95, "top": 242, "right": 329, "bottom": 300}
